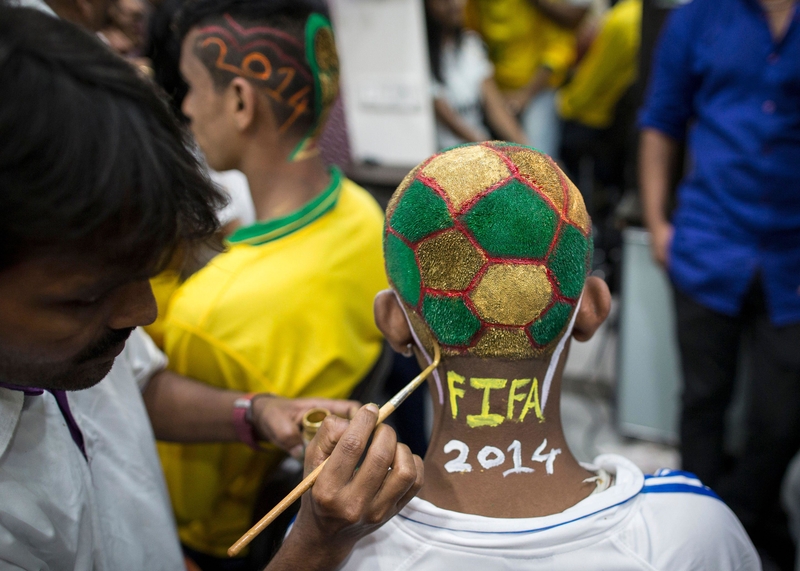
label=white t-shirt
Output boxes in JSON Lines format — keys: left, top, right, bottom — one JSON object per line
{"left": 0, "top": 329, "right": 185, "bottom": 571}
{"left": 433, "top": 31, "right": 494, "bottom": 150}
{"left": 339, "top": 454, "right": 760, "bottom": 571}
{"left": 210, "top": 169, "right": 256, "bottom": 229}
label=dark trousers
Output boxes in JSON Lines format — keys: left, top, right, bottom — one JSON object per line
{"left": 674, "top": 281, "right": 800, "bottom": 565}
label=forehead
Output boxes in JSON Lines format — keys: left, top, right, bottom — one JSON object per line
{"left": 0, "top": 253, "right": 132, "bottom": 295}
{"left": 180, "top": 29, "right": 214, "bottom": 84}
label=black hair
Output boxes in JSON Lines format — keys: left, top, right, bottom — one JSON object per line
{"left": 145, "top": 0, "right": 189, "bottom": 120}
{"left": 174, "top": 0, "right": 330, "bottom": 137}
{"left": 424, "top": 0, "right": 463, "bottom": 84}
{"left": 0, "top": 7, "right": 227, "bottom": 272}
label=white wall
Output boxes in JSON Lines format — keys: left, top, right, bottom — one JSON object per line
{"left": 329, "top": 0, "right": 437, "bottom": 167}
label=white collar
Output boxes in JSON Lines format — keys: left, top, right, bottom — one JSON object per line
{"left": 395, "top": 454, "right": 644, "bottom": 541}
{"left": 0, "top": 388, "right": 24, "bottom": 459}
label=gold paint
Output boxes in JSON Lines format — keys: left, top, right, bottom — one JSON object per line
{"left": 506, "top": 149, "right": 565, "bottom": 214}
{"left": 447, "top": 371, "right": 466, "bottom": 419}
{"left": 466, "top": 377, "right": 507, "bottom": 428}
{"left": 470, "top": 264, "right": 552, "bottom": 326}
{"left": 565, "top": 176, "right": 591, "bottom": 234}
{"left": 520, "top": 377, "right": 544, "bottom": 422}
{"left": 421, "top": 145, "right": 510, "bottom": 211}
{"left": 470, "top": 327, "right": 538, "bottom": 359}
{"left": 417, "top": 230, "right": 485, "bottom": 291}
{"left": 507, "top": 378, "right": 531, "bottom": 420}
{"left": 387, "top": 164, "right": 422, "bottom": 220}
{"left": 302, "top": 407, "right": 330, "bottom": 445}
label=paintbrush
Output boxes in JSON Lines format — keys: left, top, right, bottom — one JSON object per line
{"left": 227, "top": 340, "right": 441, "bottom": 557}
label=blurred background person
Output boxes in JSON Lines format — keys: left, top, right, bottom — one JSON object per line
{"left": 639, "top": 0, "right": 800, "bottom": 567}
{"left": 425, "top": 0, "right": 528, "bottom": 149}
{"left": 464, "top": 0, "right": 588, "bottom": 157}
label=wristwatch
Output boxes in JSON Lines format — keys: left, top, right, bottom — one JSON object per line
{"left": 232, "top": 393, "right": 259, "bottom": 450}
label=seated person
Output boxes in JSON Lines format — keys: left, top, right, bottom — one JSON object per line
{"left": 340, "top": 141, "right": 759, "bottom": 570}
{"left": 157, "top": 0, "right": 388, "bottom": 563}
{"left": 425, "top": 0, "right": 528, "bottom": 150}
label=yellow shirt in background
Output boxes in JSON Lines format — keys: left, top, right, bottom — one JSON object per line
{"left": 158, "top": 168, "right": 387, "bottom": 557}
{"left": 557, "top": 0, "right": 642, "bottom": 129}
{"left": 465, "top": 0, "right": 576, "bottom": 91}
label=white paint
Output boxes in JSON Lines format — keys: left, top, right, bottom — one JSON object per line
{"left": 477, "top": 446, "right": 506, "bottom": 470}
{"left": 444, "top": 439, "right": 472, "bottom": 473}
{"left": 531, "top": 438, "right": 562, "bottom": 475}
{"left": 541, "top": 295, "right": 583, "bottom": 414}
{"left": 503, "top": 440, "right": 535, "bottom": 477}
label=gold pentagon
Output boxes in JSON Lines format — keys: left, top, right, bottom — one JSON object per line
{"left": 417, "top": 230, "right": 485, "bottom": 291}
{"left": 470, "top": 327, "right": 538, "bottom": 359}
{"left": 470, "top": 264, "right": 552, "bottom": 326}
{"left": 565, "top": 176, "right": 591, "bottom": 234}
{"left": 421, "top": 145, "right": 511, "bottom": 212}
{"left": 505, "top": 149, "right": 565, "bottom": 214}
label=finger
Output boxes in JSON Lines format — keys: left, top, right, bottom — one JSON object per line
{"left": 305, "top": 414, "right": 350, "bottom": 474}
{"left": 349, "top": 424, "right": 398, "bottom": 500}
{"left": 317, "top": 404, "right": 379, "bottom": 489}
{"left": 303, "top": 398, "right": 361, "bottom": 420}
{"left": 371, "top": 442, "right": 418, "bottom": 515}
{"left": 395, "top": 454, "right": 425, "bottom": 511}
{"left": 268, "top": 416, "right": 304, "bottom": 458}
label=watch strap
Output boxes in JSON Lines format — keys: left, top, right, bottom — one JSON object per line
{"left": 233, "top": 393, "right": 259, "bottom": 450}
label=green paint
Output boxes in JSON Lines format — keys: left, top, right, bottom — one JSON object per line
{"left": 422, "top": 294, "right": 481, "bottom": 346}
{"left": 460, "top": 180, "right": 557, "bottom": 259}
{"left": 548, "top": 224, "right": 589, "bottom": 299}
{"left": 389, "top": 180, "right": 453, "bottom": 243}
{"left": 385, "top": 233, "right": 421, "bottom": 306}
{"left": 530, "top": 301, "right": 573, "bottom": 346}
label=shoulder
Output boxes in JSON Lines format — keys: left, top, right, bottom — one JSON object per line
{"left": 624, "top": 470, "right": 760, "bottom": 571}
{"left": 338, "top": 177, "right": 385, "bottom": 226}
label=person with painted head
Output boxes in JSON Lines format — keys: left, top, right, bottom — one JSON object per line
{"left": 0, "top": 7, "right": 422, "bottom": 571}
{"left": 155, "top": 0, "right": 390, "bottom": 565}
{"left": 338, "top": 142, "right": 759, "bottom": 570}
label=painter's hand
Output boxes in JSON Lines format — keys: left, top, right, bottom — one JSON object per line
{"left": 285, "top": 404, "right": 423, "bottom": 567}
{"left": 251, "top": 395, "right": 360, "bottom": 459}
{"left": 649, "top": 221, "right": 674, "bottom": 269}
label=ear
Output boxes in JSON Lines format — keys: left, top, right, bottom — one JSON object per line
{"left": 374, "top": 290, "right": 414, "bottom": 354}
{"left": 229, "top": 77, "right": 258, "bottom": 132}
{"left": 572, "top": 276, "right": 611, "bottom": 342}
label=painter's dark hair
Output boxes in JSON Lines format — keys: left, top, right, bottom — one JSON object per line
{"left": 0, "top": 7, "right": 226, "bottom": 271}
{"left": 424, "top": 0, "right": 463, "bottom": 84}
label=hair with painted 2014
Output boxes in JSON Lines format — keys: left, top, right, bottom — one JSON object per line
{"left": 175, "top": 0, "right": 338, "bottom": 159}
{"left": 384, "top": 142, "right": 593, "bottom": 360}
{"left": 0, "top": 7, "right": 226, "bottom": 271}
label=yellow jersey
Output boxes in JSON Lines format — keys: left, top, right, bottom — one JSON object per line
{"left": 557, "top": 0, "right": 642, "bottom": 129}
{"left": 465, "top": 0, "right": 576, "bottom": 91}
{"left": 157, "top": 168, "right": 387, "bottom": 556}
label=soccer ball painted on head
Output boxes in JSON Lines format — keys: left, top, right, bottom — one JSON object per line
{"left": 384, "top": 142, "right": 592, "bottom": 360}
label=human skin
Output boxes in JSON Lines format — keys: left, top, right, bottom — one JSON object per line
{"left": 373, "top": 277, "right": 612, "bottom": 519}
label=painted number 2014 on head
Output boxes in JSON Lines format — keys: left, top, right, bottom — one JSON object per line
{"left": 443, "top": 438, "right": 561, "bottom": 476}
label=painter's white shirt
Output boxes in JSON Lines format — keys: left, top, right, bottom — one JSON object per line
{"left": 0, "top": 329, "right": 184, "bottom": 571}
{"left": 338, "top": 454, "right": 760, "bottom": 571}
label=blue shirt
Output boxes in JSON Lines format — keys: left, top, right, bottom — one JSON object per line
{"left": 640, "top": 0, "right": 800, "bottom": 325}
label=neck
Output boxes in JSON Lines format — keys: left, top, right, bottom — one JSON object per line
{"left": 419, "top": 351, "right": 595, "bottom": 518}
{"left": 239, "top": 141, "right": 330, "bottom": 222}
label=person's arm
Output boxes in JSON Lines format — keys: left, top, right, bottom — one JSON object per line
{"left": 264, "top": 405, "right": 423, "bottom": 571}
{"left": 504, "top": 66, "right": 552, "bottom": 116}
{"left": 142, "top": 369, "right": 359, "bottom": 457}
{"left": 481, "top": 79, "right": 529, "bottom": 145}
{"left": 639, "top": 128, "right": 678, "bottom": 268}
{"left": 529, "top": 0, "right": 589, "bottom": 30}
{"left": 433, "top": 97, "right": 487, "bottom": 143}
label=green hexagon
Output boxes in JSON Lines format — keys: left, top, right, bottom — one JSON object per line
{"left": 385, "top": 232, "right": 421, "bottom": 306}
{"left": 389, "top": 180, "right": 453, "bottom": 243}
{"left": 422, "top": 294, "right": 481, "bottom": 347}
{"left": 459, "top": 180, "right": 557, "bottom": 259}
{"left": 529, "top": 301, "right": 572, "bottom": 346}
{"left": 548, "top": 223, "right": 590, "bottom": 299}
